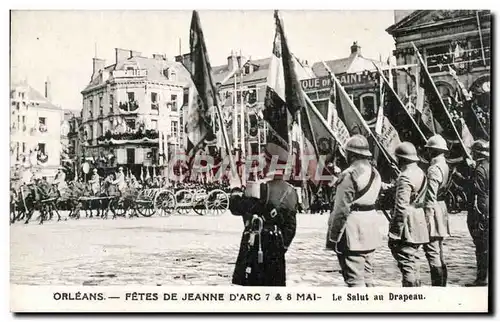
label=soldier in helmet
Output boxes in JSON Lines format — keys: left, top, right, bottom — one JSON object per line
{"left": 388, "top": 142, "right": 429, "bottom": 287}
{"left": 229, "top": 142, "right": 298, "bottom": 286}
{"left": 422, "top": 134, "right": 450, "bottom": 286}
{"left": 465, "top": 140, "right": 490, "bottom": 287}
{"left": 327, "top": 134, "right": 382, "bottom": 287}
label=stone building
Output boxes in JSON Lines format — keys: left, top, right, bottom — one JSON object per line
{"left": 10, "top": 79, "right": 63, "bottom": 179}
{"left": 386, "top": 10, "right": 491, "bottom": 134}
{"left": 81, "top": 48, "right": 192, "bottom": 177}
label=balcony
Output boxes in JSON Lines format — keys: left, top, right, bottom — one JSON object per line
{"left": 96, "top": 129, "right": 159, "bottom": 145}
{"left": 426, "top": 47, "right": 490, "bottom": 74}
{"left": 112, "top": 69, "right": 148, "bottom": 78}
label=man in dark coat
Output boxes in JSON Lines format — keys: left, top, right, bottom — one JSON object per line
{"left": 229, "top": 142, "right": 298, "bottom": 286}
{"left": 466, "top": 140, "right": 490, "bottom": 287}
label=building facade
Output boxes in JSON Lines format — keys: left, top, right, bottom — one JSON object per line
{"left": 386, "top": 10, "right": 491, "bottom": 134}
{"left": 81, "top": 48, "right": 192, "bottom": 177}
{"left": 10, "top": 80, "right": 63, "bottom": 179}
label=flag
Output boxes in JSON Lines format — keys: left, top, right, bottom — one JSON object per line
{"left": 140, "top": 166, "right": 144, "bottom": 182}
{"left": 448, "top": 65, "right": 489, "bottom": 140}
{"left": 414, "top": 43, "right": 470, "bottom": 158}
{"left": 184, "top": 10, "right": 218, "bottom": 157}
{"left": 375, "top": 64, "right": 428, "bottom": 150}
{"left": 327, "top": 72, "right": 350, "bottom": 154}
{"left": 262, "top": 15, "right": 290, "bottom": 151}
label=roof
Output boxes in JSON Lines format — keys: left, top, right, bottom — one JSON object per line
{"left": 83, "top": 55, "right": 192, "bottom": 92}
{"left": 312, "top": 52, "right": 387, "bottom": 78}
{"left": 212, "top": 57, "right": 272, "bottom": 86}
{"left": 386, "top": 10, "right": 491, "bottom": 35}
{"left": 11, "top": 82, "right": 61, "bottom": 111}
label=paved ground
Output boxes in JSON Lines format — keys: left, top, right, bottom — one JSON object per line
{"left": 10, "top": 211, "right": 477, "bottom": 287}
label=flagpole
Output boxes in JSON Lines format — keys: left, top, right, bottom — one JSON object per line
{"left": 475, "top": 11, "right": 487, "bottom": 66}
{"left": 303, "top": 92, "right": 347, "bottom": 159}
{"left": 328, "top": 67, "right": 400, "bottom": 175}
{"left": 412, "top": 42, "right": 472, "bottom": 160}
{"left": 240, "top": 71, "right": 246, "bottom": 186}
{"left": 372, "top": 61, "right": 428, "bottom": 144}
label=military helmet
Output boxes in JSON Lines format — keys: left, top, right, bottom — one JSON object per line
{"left": 395, "top": 141, "right": 420, "bottom": 162}
{"left": 424, "top": 134, "right": 448, "bottom": 152}
{"left": 345, "top": 134, "right": 372, "bottom": 157}
{"left": 471, "top": 139, "right": 489, "bottom": 157}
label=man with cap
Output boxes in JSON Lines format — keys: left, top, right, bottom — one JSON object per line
{"left": 229, "top": 142, "right": 298, "bottom": 286}
{"left": 465, "top": 139, "right": 490, "bottom": 286}
{"left": 111, "top": 167, "right": 127, "bottom": 194}
{"left": 388, "top": 142, "right": 429, "bottom": 287}
{"left": 327, "top": 134, "right": 382, "bottom": 287}
{"left": 422, "top": 134, "right": 450, "bottom": 286}
{"left": 88, "top": 168, "right": 101, "bottom": 196}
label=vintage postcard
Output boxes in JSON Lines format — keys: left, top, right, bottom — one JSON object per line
{"left": 9, "top": 9, "right": 491, "bottom": 313}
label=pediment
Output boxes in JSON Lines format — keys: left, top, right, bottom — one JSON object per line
{"left": 387, "top": 10, "right": 490, "bottom": 35}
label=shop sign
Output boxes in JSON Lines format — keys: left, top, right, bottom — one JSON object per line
{"left": 301, "top": 71, "right": 378, "bottom": 91}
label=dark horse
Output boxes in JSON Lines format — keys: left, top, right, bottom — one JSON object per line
{"left": 11, "top": 183, "right": 61, "bottom": 225}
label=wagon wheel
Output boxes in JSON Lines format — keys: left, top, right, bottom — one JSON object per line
{"left": 193, "top": 189, "right": 208, "bottom": 216}
{"left": 154, "top": 190, "right": 176, "bottom": 217}
{"left": 175, "top": 189, "right": 194, "bottom": 216}
{"left": 204, "top": 189, "right": 229, "bottom": 216}
{"left": 135, "top": 201, "right": 155, "bottom": 217}
{"left": 108, "top": 198, "right": 127, "bottom": 218}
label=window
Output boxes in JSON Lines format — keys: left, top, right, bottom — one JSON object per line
{"left": 89, "top": 125, "right": 93, "bottom": 139}
{"left": 99, "top": 122, "right": 103, "bottom": 137}
{"left": 39, "top": 117, "right": 46, "bottom": 125}
{"left": 99, "top": 96, "right": 103, "bottom": 115}
{"left": 359, "top": 94, "right": 377, "bottom": 122}
{"left": 244, "top": 65, "right": 250, "bottom": 75}
{"left": 151, "top": 92, "right": 158, "bottom": 110}
{"left": 89, "top": 99, "right": 93, "bottom": 113}
{"left": 22, "top": 116, "right": 26, "bottom": 131}
{"left": 163, "top": 68, "right": 169, "bottom": 79}
{"left": 110, "top": 94, "right": 114, "bottom": 113}
{"left": 126, "top": 148, "right": 135, "bottom": 164}
{"left": 183, "top": 91, "right": 189, "bottom": 106}
{"left": 127, "top": 66, "right": 134, "bottom": 71}
{"left": 151, "top": 120, "right": 158, "bottom": 130}
{"left": 170, "top": 70, "right": 176, "bottom": 80}
{"left": 22, "top": 142, "right": 25, "bottom": 153}
{"left": 171, "top": 94, "right": 178, "bottom": 111}
{"left": 38, "top": 143, "right": 46, "bottom": 155}
{"left": 171, "top": 120, "right": 178, "bottom": 136}
{"left": 125, "top": 119, "right": 136, "bottom": 130}
{"left": 127, "top": 92, "right": 135, "bottom": 102}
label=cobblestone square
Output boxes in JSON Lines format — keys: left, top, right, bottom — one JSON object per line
{"left": 10, "top": 211, "right": 477, "bottom": 287}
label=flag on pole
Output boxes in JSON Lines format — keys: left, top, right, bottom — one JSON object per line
{"left": 413, "top": 43, "right": 471, "bottom": 159}
{"left": 140, "top": 166, "right": 144, "bottom": 182}
{"left": 374, "top": 63, "right": 428, "bottom": 149}
{"left": 262, "top": 12, "right": 292, "bottom": 152}
{"left": 184, "top": 10, "right": 218, "bottom": 158}
{"left": 448, "top": 64, "right": 489, "bottom": 140}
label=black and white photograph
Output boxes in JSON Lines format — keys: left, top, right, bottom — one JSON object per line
{"left": 9, "top": 9, "right": 491, "bottom": 313}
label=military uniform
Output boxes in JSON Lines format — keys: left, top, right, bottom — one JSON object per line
{"left": 423, "top": 135, "right": 450, "bottom": 286}
{"left": 388, "top": 142, "right": 429, "bottom": 287}
{"left": 53, "top": 169, "right": 67, "bottom": 192}
{"left": 89, "top": 171, "right": 101, "bottom": 195}
{"left": 328, "top": 135, "right": 383, "bottom": 287}
{"left": 230, "top": 142, "right": 298, "bottom": 286}
{"left": 466, "top": 140, "right": 490, "bottom": 286}
{"left": 112, "top": 169, "right": 127, "bottom": 193}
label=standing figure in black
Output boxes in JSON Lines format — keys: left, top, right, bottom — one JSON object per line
{"left": 466, "top": 140, "right": 490, "bottom": 287}
{"left": 229, "top": 142, "right": 298, "bottom": 286}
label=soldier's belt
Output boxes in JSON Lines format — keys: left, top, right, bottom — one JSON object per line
{"left": 350, "top": 204, "right": 376, "bottom": 212}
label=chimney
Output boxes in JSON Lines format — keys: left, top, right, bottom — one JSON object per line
{"left": 227, "top": 51, "right": 238, "bottom": 71}
{"left": 350, "top": 41, "right": 361, "bottom": 55}
{"left": 93, "top": 57, "right": 105, "bottom": 75}
{"left": 44, "top": 78, "right": 51, "bottom": 101}
{"left": 115, "top": 48, "right": 131, "bottom": 64}
{"left": 153, "top": 53, "right": 166, "bottom": 60}
{"left": 130, "top": 50, "right": 142, "bottom": 58}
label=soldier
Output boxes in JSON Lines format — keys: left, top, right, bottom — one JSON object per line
{"left": 422, "top": 134, "right": 450, "bottom": 286}
{"left": 327, "top": 134, "right": 382, "bottom": 287}
{"left": 388, "top": 142, "right": 429, "bottom": 287}
{"left": 229, "top": 142, "right": 298, "bottom": 286}
{"left": 88, "top": 168, "right": 101, "bottom": 196}
{"left": 465, "top": 140, "right": 490, "bottom": 287}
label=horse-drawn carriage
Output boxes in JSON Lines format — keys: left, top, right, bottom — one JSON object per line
{"left": 172, "top": 183, "right": 230, "bottom": 216}
{"left": 10, "top": 180, "right": 62, "bottom": 224}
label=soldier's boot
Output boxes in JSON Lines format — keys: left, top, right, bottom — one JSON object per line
{"left": 466, "top": 253, "right": 488, "bottom": 286}
{"left": 430, "top": 266, "right": 444, "bottom": 286}
{"left": 402, "top": 279, "right": 421, "bottom": 287}
{"left": 441, "top": 264, "right": 448, "bottom": 287}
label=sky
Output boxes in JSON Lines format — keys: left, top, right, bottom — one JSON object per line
{"left": 11, "top": 10, "right": 397, "bottom": 111}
